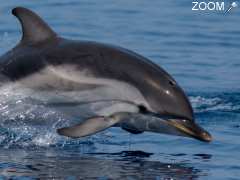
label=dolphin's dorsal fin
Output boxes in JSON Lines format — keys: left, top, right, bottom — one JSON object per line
{"left": 12, "top": 7, "right": 57, "bottom": 45}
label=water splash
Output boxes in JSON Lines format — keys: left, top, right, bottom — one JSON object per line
{"left": 0, "top": 83, "right": 238, "bottom": 148}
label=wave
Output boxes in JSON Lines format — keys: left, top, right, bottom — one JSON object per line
{"left": 190, "top": 94, "right": 240, "bottom": 113}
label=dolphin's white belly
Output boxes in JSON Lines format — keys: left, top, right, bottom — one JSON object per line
{"left": 1, "top": 65, "right": 151, "bottom": 117}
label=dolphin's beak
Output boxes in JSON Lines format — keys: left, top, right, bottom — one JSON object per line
{"left": 166, "top": 119, "right": 212, "bottom": 142}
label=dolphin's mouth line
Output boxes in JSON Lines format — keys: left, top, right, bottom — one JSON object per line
{"left": 166, "top": 119, "right": 212, "bottom": 142}
{"left": 144, "top": 111, "right": 212, "bottom": 142}
{"left": 167, "top": 120, "right": 196, "bottom": 136}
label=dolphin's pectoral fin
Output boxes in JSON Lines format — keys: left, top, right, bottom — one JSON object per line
{"left": 57, "top": 116, "right": 109, "bottom": 138}
{"left": 57, "top": 112, "right": 130, "bottom": 138}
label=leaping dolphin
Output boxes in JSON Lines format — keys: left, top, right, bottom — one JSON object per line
{"left": 0, "top": 7, "right": 212, "bottom": 142}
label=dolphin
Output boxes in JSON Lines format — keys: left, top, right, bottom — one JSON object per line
{"left": 0, "top": 7, "right": 212, "bottom": 142}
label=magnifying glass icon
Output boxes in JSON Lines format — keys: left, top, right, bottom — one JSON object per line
{"left": 225, "top": 1, "right": 238, "bottom": 13}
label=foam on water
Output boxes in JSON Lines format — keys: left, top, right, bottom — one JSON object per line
{"left": 190, "top": 95, "right": 240, "bottom": 113}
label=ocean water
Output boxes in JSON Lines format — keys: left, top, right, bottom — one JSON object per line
{"left": 0, "top": 0, "right": 240, "bottom": 179}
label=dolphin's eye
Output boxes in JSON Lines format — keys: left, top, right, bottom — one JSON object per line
{"left": 138, "top": 105, "right": 148, "bottom": 113}
{"left": 169, "top": 80, "right": 175, "bottom": 86}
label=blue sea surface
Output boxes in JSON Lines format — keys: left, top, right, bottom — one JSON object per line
{"left": 0, "top": 1, "right": 240, "bottom": 179}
